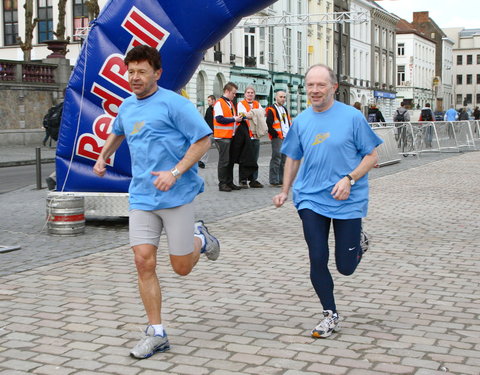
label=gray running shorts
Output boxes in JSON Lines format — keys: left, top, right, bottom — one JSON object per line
{"left": 129, "top": 202, "right": 194, "bottom": 256}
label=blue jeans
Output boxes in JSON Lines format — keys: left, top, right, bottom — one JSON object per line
{"left": 269, "top": 138, "right": 285, "bottom": 185}
{"left": 298, "top": 209, "right": 362, "bottom": 312}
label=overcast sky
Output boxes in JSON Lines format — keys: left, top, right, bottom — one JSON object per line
{"left": 375, "top": 0, "right": 479, "bottom": 29}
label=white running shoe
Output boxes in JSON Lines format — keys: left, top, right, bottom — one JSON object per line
{"left": 194, "top": 220, "right": 220, "bottom": 261}
{"left": 311, "top": 310, "right": 340, "bottom": 338}
{"left": 130, "top": 325, "right": 170, "bottom": 359}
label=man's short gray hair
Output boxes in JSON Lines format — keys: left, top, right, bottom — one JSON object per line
{"left": 305, "top": 64, "right": 337, "bottom": 85}
{"left": 244, "top": 85, "right": 256, "bottom": 93}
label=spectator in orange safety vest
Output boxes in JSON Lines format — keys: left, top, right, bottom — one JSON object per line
{"left": 265, "top": 90, "right": 291, "bottom": 186}
{"left": 213, "top": 82, "right": 244, "bottom": 192}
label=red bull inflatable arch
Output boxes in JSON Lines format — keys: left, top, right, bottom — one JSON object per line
{"left": 56, "top": 0, "right": 276, "bottom": 192}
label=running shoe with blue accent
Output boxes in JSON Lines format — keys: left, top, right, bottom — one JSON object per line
{"left": 130, "top": 325, "right": 170, "bottom": 359}
{"left": 194, "top": 220, "right": 220, "bottom": 261}
{"left": 311, "top": 310, "right": 340, "bottom": 338}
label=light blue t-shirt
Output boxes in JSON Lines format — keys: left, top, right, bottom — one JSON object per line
{"left": 444, "top": 108, "right": 458, "bottom": 121}
{"left": 112, "top": 87, "right": 212, "bottom": 210}
{"left": 281, "top": 101, "right": 383, "bottom": 219}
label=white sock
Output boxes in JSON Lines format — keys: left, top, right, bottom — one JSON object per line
{"left": 152, "top": 324, "right": 165, "bottom": 336}
{"left": 194, "top": 233, "right": 206, "bottom": 251}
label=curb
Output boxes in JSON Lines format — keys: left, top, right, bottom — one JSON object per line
{"left": 0, "top": 158, "right": 55, "bottom": 168}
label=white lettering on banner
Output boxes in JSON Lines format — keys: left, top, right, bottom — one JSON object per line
{"left": 76, "top": 6, "right": 170, "bottom": 163}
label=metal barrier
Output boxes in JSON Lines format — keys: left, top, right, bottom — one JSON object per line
{"left": 372, "top": 121, "right": 479, "bottom": 156}
{"left": 371, "top": 125, "right": 401, "bottom": 166}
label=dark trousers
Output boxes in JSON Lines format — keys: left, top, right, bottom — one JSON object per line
{"left": 298, "top": 209, "right": 362, "bottom": 313}
{"left": 250, "top": 139, "right": 260, "bottom": 182}
{"left": 215, "top": 138, "right": 233, "bottom": 186}
{"left": 269, "top": 138, "right": 285, "bottom": 185}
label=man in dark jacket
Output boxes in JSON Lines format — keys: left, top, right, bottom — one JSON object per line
{"left": 367, "top": 104, "right": 385, "bottom": 123}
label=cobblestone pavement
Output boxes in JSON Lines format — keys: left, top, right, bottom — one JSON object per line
{"left": 1, "top": 148, "right": 479, "bottom": 374}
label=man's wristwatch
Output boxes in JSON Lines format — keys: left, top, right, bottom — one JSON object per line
{"left": 171, "top": 167, "right": 181, "bottom": 179}
{"left": 345, "top": 174, "right": 355, "bottom": 186}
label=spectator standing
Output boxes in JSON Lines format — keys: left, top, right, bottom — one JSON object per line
{"left": 458, "top": 108, "right": 469, "bottom": 121}
{"left": 419, "top": 103, "right": 434, "bottom": 148}
{"left": 444, "top": 105, "right": 458, "bottom": 121}
{"left": 236, "top": 85, "right": 264, "bottom": 188}
{"left": 473, "top": 106, "right": 480, "bottom": 120}
{"left": 273, "top": 64, "right": 383, "bottom": 339}
{"left": 393, "top": 101, "right": 410, "bottom": 123}
{"left": 198, "top": 94, "right": 216, "bottom": 169}
{"left": 213, "top": 82, "right": 244, "bottom": 192}
{"left": 266, "top": 91, "right": 291, "bottom": 186}
{"left": 367, "top": 104, "right": 385, "bottom": 123}
{"left": 93, "top": 45, "right": 220, "bottom": 359}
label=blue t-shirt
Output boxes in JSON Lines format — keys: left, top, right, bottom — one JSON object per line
{"left": 281, "top": 101, "right": 383, "bottom": 219}
{"left": 112, "top": 87, "right": 212, "bottom": 210}
{"left": 444, "top": 108, "right": 457, "bottom": 121}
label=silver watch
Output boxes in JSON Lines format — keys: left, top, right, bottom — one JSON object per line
{"left": 346, "top": 174, "right": 355, "bottom": 186}
{"left": 171, "top": 167, "right": 181, "bottom": 178}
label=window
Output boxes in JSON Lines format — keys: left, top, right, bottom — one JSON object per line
{"left": 477, "top": 74, "right": 480, "bottom": 84}
{"left": 268, "top": 27, "right": 274, "bottom": 70}
{"left": 456, "top": 94, "right": 462, "bottom": 105}
{"left": 466, "top": 94, "right": 472, "bottom": 104}
{"left": 3, "top": 0, "right": 18, "bottom": 45}
{"left": 73, "top": 0, "right": 88, "bottom": 41}
{"left": 297, "top": 31, "right": 302, "bottom": 72}
{"left": 259, "top": 27, "right": 265, "bottom": 65}
{"left": 397, "top": 65, "right": 405, "bottom": 85}
{"left": 37, "top": 0, "right": 53, "bottom": 43}
{"left": 466, "top": 55, "right": 473, "bottom": 65}
{"left": 477, "top": 94, "right": 480, "bottom": 105}
{"left": 466, "top": 74, "right": 472, "bottom": 84}
{"left": 286, "top": 28, "right": 292, "bottom": 68}
{"left": 397, "top": 43, "right": 405, "bottom": 56}
{"left": 457, "top": 55, "right": 463, "bottom": 65}
{"left": 244, "top": 27, "right": 255, "bottom": 66}
{"left": 456, "top": 75, "right": 462, "bottom": 85}
{"left": 477, "top": 54, "right": 480, "bottom": 64}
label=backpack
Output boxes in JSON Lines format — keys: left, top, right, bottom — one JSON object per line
{"left": 420, "top": 108, "right": 433, "bottom": 121}
{"left": 367, "top": 112, "right": 377, "bottom": 123}
{"left": 394, "top": 110, "right": 405, "bottom": 122}
{"left": 45, "top": 102, "right": 64, "bottom": 141}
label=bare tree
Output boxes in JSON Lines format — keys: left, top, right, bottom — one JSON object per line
{"left": 85, "top": 0, "right": 100, "bottom": 21}
{"left": 16, "top": 0, "right": 38, "bottom": 61}
{"left": 54, "top": 0, "right": 69, "bottom": 42}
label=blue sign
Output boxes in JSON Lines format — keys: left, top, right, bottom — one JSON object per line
{"left": 56, "top": 0, "right": 276, "bottom": 192}
{"left": 374, "top": 91, "right": 396, "bottom": 99}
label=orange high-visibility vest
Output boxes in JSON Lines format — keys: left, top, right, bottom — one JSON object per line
{"left": 239, "top": 99, "right": 259, "bottom": 138}
{"left": 213, "top": 98, "right": 236, "bottom": 139}
{"left": 265, "top": 105, "right": 291, "bottom": 140}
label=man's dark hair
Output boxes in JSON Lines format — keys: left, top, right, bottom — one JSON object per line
{"left": 223, "top": 82, "right": 238, "bottom": 92}
{"left": 425, "top": 103, "right": 431, "bottom": 108}
{"left": 124, "top": 45, "right": 162, "bottom": 70}
{"left": 208, "top": 95, "right": 216, "bottom": 101}
{"left": 400, "top": 101, "right": 405, "bottom": 107}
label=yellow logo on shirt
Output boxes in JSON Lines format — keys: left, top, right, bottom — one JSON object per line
{"left": 312, "top": 132, "right": 330, "bottom": 145}
{"left": 130, "top": 121, "right": 145, "bottom": 135}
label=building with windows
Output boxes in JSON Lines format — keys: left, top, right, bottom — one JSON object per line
{"left": 369, "top": 1, "right": 397, "bottom": 120}
{"left": 307, "top": 0, "right": 334, "bottom": 69}
{"left": 187, "top": 0, "right": 308, "bottom": 117}
{"left": 1, "top": 0, "right": 92, "bottom": 61}
{"left": 349, "top": 0, "right": 373, "bottom": 111}
{"left": 411, "top": 12, "right": 453, "bottom": 112}
{"left": 443, "top": 27, "right": 480, "bottom": 110}
{"left": 395, "top": 19, "right": 436, "bottom": 112}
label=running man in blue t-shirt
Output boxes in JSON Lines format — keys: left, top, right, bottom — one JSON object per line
{"left": 273, "top": 64, "right": 383, "bottom": 339}
{"left": 93, "top": 45, "right": 220, "bottom": 359}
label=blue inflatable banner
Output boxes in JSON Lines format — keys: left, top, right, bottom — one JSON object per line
{"left": 56, "top": 0, "right": 276, "bottom": 192}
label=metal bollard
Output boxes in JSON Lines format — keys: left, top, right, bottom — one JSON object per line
{"left": 35, "top": 147, "right": 42, "bottom": 190}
